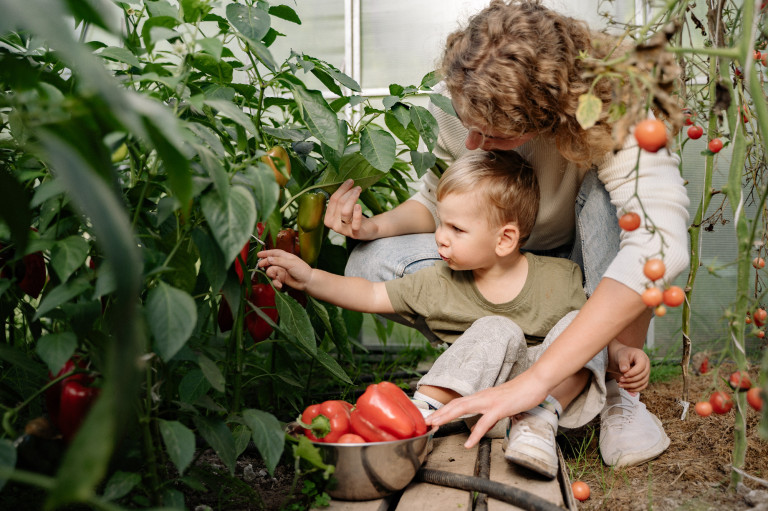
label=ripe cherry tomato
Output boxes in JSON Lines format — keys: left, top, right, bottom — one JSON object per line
{"left": 754, "top": 308, "right": 767, "bottom": 327}
{"left": 747, "top": 387, "right": 763, "bottom": 412}
{"left": 683, "top": 111, "right": 694, "bottom": 126}
{"left": 757, "top": 330, "right": 766, "bottom": 339}
{"left": 753, "top": 257, "right": 765, "bottom": 269}
{"left": 708, "top": 138, "right": 723, "bottom": 153}
{"left": 618, "top": 212, "right": 641, "bottom": 231}
{"left": 663, "top": 286, "right": 685, "bottom": 307}
{"left": 642, "top": 287, "right": 663, "bottom": 307}
{"left": 694, "top": 401, "right": 713, "bottom": 417}
{"left": 643, "top": 259, "right": 666, "bottom": 281}
{"left": 709, "top": 391, "right": 733, "bottom": 414}
{"left": 336, "top": 433, "right": 367, "bottom": 443}
{"left": 746, "top": 316, "right": 753, "bottom": 324}
{"left": 755, "top": 50, "right": 763, "bottom": 61}
{"left": 729, "top": 371, "right": 752, "bottom": 390}
{"left": 634, "top": 119, "right": 668, "bottom": 152}
{"left": 687, "top": 125, "right": 703, "bottom": 139}
{"left": 699, "top": 357, "right": 709, "bottom": 374}
{"left": 654, "top": 305, "right": 667, "bottom": 317}
{"left": 571, "top": 481, "right": 590, "bottom": 501}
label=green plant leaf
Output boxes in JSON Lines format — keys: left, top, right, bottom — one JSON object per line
{"left": 204, "top": 99, "right": 258, "bottom": 136}
{"left": 191, "top": 228, "right": 226, "bottom": 294}
{"left": 36, "top": 332, "right": 77, "bottom": 374}
{"left": 35, "top": 277, "right": 91, "bottom": 319}
{"left": 201, "top": 185, "right": 257, "bottom": 269}
{"left": 290, "top": 83, "right": 344, "bottom": 152}
{"left": 312, "top": 348, "right": 353, "bottom": 385}
{"left": 385, "top": 111, "right": 419, "bottom": 151}
{"left": 293, "top": 435, "right": 333, "bottom": 477}
{"left": 146, "top": 281, "right": 197, "bottom": 362}
{"left": 197, "top": 353, "right": 225, "bottom": 393}
{"left": 576, "top": 93, "right": 603, "bottom": 130}
{"left": 0, "top": 439, "right": 16, "bottom": 491}
{"left": 410, "top": 150, "right": 437, "bottom": 178}
{"left": 410, "top": 105, "right": 438, "bottom": 152}
{"left": 97, "top": 46, "right": 141, "bottom": 68}
{"left": 181, "top": 0, "right": 211, "bottom": 23}
{"left": 226, "top": 3, "right": 270, "bottom": 41}
{"left": 143, "top": 117, "right": 193, "bottom": 216}
{"left": 193, "top": 416, "right": 236, "bottom": 475}
{"left": 192, "top": 53, "right": 233, "bottom": 83}
{"left": 50, "top": 235, "right": 89, "bottom": 283}
{"left": 0, "top": 169, "right": 32, "bottom": 257}
{"left": 158, "top": 420, "right": 196, "bottom": 476}
{"left": 276, "top": 291, "right": 316, "bottom": 355}
{"left": 233, "top": 424, "right": 251, "bottom": 458}
{"left": 102, "top": 471, "right": 142, "bottom": 501}
{"left": 420, "top": 70, "right": 441, "bottom": 88}
{"left": 242, "top": 164, "right": 280, "bottom": 221}
{"left": 268, "top": 4, "right": 301, "bottom": 24}
{"left": 315, "top": 152, "right": 386, "bottom": 194}
{"left": 361, "top": 126, "right": 396, "bottom": 172}
{"left": 179, "top": 368, "right": 211, "bottom": 404}
{"left": 429, "top": 93, "right": 456, "bottom": 117}
{"left": 242, "top": 409, "right": 284, "bottom": 476}
{"left": 248, "top": 39, "right": 278, "bottom": 72}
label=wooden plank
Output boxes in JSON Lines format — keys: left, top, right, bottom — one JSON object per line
{"left": 395, "top": 433, "right": 477, "bottom": 510}
{"left": 487, "top": 439, "right": 565, "bottom": 511}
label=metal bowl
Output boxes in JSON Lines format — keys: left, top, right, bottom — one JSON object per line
{"left": 292, "top": 425, "right": 436, "bottom": 501}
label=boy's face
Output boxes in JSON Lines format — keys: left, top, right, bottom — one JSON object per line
{"left": 435, "top": 191, "right": 501, "bottom": 271}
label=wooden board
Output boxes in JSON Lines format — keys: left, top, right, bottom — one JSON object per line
{"left": 395, "top": 433, "right": 478, "bottom": 510}
{"left": 487, "top": 439, "right": 565, "bottom": 511}
{"left": 319, "top": 497, "right": 392, "bottom": 511}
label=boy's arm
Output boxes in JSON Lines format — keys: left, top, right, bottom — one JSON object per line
{"left": 257, "top": 249, "right": 395, "bottom": 314}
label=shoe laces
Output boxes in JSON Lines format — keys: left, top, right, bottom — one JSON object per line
{"left": 601, "top": 402, "right": 638, "bottom": 429}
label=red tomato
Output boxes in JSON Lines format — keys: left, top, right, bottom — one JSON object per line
{"left": 755, "top": 50, "right": 763, "bottom": 61}
{"left": 572, "top": 481, "right": 590, "bottom": 501}
{"left": 683, "top": 111, "right": 694, "bottom": 126}
{"left": 754, "top": 308, "right": 767, "bottom": 326}
{"left": 699, "top": 358, "right": 709, "bottom": 374}
{"left": 746, "top": 316, "right": 753, "bottom": 324}
{"left": 709, "top": 391, "right": 733, "bottom": 414}
{"left": 708, "top": 138, "right": 723, "bottom": 153}
{"left": 634, "top": 119, "right": 668, "bottom": 152}
{"left": 694, "top": 401, "right": 713, "bottom": 417}
{"left": 643, "top": 259, "right": 666, "bottom": 281}
{"left": 642, "top": 287, "right": 663, "bottom": 307}
{"left": 747, "top": 387, "right": 763, "bottom": 412}
{"left": 757, "top": 330, "right": 766, "bottom": 339}
{"left": 729, "top": 371, "right": 752, "bottom": 390}
{"left": 663, "top": 286, "right": 685, "bottom": 307}
{"left": 618, "top": 212, "right": 641, "bottom": 231}
{"left": 337, "top": 433, "right": 367, "bottom": 444}
{"left": 687, "top": 125, "right": 703, "bottom": 139}
{"left": 753, "top": 257, "right": 765, "bottom": 269}
{"left": 654, "top": 305, "right": 667, "bottom": 317}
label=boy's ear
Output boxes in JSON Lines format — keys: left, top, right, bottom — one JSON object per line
{"left": 496, "top": 223, "right": 520, "bottom": 256}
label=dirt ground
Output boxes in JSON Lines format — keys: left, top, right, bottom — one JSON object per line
{"left": 184, "top": 362, "right": 768, "bottom": 511}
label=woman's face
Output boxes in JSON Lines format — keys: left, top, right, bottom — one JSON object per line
{"left": 453, "top": 101, "right": 536, "bottom": 151}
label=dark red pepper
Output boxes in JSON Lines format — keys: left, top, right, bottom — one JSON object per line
{"left": 0, "top": 244, "right": 47, "bottom": 298}
{"left": 300, "top": 400, "right": 353, "bottom": 443}
{"left": 58, "top": 380, "right": 100, "bottom": 443}
{"left": 234, "top": 241, "right": 250, "bottom": 284}
{"left": 350, "top": 382, "right": 426, "bottom": 442}
{"left": 45, "top": 358, "right": 93, "bottom": 431}
{"left": 245, "top": 283, "right": 279, "bottom": 342}
{"left": 276, "top": 228, "right": 298, "bottom": 255}
{"left": 217, "top": 296, "right": 234, "bottom": 332}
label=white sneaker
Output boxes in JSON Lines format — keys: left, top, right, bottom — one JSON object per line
{"left": 502, "top": 406, "right": 559, "bottom": 479}
{"left": 600, "top": 380, "right": 670, "bottom": 467}
{"left": 463, "top": 415, "right": 510, "bottom": 439}
{"left": 410, "top": 397, "right": 438, "bottom": 419}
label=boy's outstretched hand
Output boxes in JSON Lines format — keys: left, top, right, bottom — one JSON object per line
{"left": 257, "top": 249, "right": 313, "bottom": 291}
{"left": 608, "top": 342, "right": 651, "bottom": 394}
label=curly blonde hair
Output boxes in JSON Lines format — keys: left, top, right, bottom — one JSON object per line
{"left": 442, "top": 0, "right": 616, "bottom": 167}
{"left": 437, "top": 151, "right": 539, "bottom": 244}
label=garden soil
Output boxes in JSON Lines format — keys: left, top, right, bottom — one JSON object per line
{"left": 183, "top": 362, "right": 768, "bottom": 511}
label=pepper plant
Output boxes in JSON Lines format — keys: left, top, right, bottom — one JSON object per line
{"left": 0, "top": 0, "right": 447, "bottom": 508}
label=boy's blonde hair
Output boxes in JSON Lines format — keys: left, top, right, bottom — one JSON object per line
{"left": 437, "top": 151, "right": 539, "bottom": 244}
{"left": 441, "top": 0, "right": 617, "bottom": 168}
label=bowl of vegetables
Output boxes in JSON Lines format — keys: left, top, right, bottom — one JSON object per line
{"left": 293, "top": 381, "right": 436, "bottom": 501}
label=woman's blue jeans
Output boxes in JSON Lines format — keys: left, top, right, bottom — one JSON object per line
{"left": 345, "top": 170, "right": 620, "bottom": 338}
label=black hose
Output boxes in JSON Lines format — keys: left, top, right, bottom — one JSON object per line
{"left": 415, "top": 468, "right": 563, "bottom": 511}
{"left": 473, "top": 439, "right": 491, "bottom": 511}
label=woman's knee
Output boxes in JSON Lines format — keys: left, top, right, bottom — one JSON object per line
{"left": 345, "top": 233, "right": 440, "bottom": 281}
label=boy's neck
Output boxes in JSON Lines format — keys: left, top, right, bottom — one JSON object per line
{"left": 471, "top": 250, "right": 529, "bottom": 304}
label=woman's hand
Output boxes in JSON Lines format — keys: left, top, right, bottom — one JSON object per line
{"left": 324, "top": 180, "right": 380, "bottom": 240}
{"left": 426, "top": 370, "right": 549, "bottom": 448}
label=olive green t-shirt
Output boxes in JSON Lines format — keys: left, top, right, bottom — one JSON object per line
{"left": 385, "top": 252, "right": 586, "bottom": 346}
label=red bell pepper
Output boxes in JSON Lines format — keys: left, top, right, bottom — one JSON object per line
{"left": 0, "top": 244, "right": 47, "bottom": 298}
{"left": 234, "top": 241, "right": 250, "bottom": 284}
{"left": 350, "top": 382, "right": 426, "bottom": 442}
{"left": 45, "top": 358, "right": 93, "bottom": 431}
{"left": 301, "top": 400, "right": 353, "bottom": 443}
{"left": 245, "top": 283, "right": 279, "bottom": 342}
{"left": 337, "top": 433, "right": 366, "bottom": 443}
{"left": 217, "top": 296, "right": 234, "bottom": 332}
{"left": 58, "top": 380, "right": 100, "bottom": 443}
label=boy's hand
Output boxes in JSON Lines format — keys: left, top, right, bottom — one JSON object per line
{"left": 257, "top": 249, "right": 313, "bottom": 291}
{"left": 609, "top": 344, "right": 650, "bottom": 394}
{"left": 325, "top": 179, "right": 379, "bottom": 240}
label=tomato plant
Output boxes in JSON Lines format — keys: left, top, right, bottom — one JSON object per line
{"left": 687, "top": 125, "right": 703, "bottom": 139}
{"left": 634, "top": 119, "right": 668, "bottom": 152}
{"left": 618, "top": 212, "right": 641, "bottom": 231}
{"left": 708, "top": 138, "right": 724, "bottom": 153}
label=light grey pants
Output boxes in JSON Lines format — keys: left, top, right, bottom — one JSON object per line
{"left": 417, "top": 312, "right": 608, "bottom": 429}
